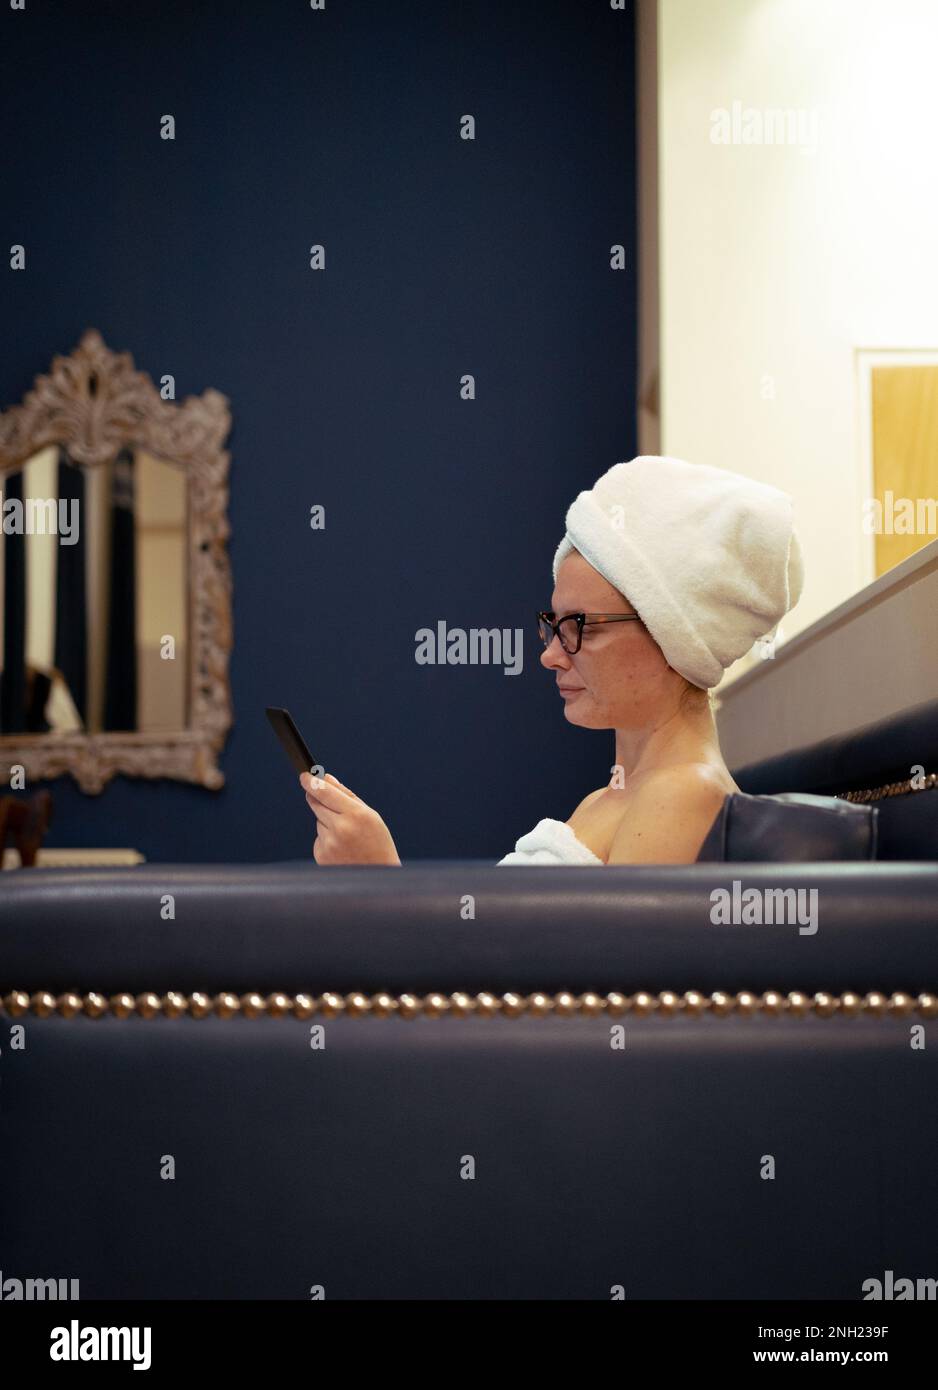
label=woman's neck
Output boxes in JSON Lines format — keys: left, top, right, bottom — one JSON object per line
{"left": 611, "top": 702, "right": 731, "bottom": 788}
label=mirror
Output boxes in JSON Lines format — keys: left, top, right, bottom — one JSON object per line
{"left": 1, "top": 446, "right": 189, "bottom": 735}
{"left": 0, "top": 331, "right": 233, "bottom": 792}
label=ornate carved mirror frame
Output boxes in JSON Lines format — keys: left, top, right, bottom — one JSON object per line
{"left": 0, "top": 330, "right": 233, "bottom": 793}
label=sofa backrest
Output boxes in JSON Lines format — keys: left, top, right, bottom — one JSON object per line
{"left": 3, "top": 860, "right": 938, "bottom": 998}
{"left": 2, "top": 862, "right": 938, "bottom": 1299}
{"left": 733, "top": 695, "right": 938, "bottom": 860}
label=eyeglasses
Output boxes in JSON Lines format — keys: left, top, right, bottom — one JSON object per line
{"left": 537, "top": 610, "right": 641, "bottom": 655}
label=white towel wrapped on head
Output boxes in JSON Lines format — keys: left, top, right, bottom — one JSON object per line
{"left": 497, "top": 818, "right": 603, "bottom": 866}
{"left": 552, "top": 454, "right": 804, "bottom": 690}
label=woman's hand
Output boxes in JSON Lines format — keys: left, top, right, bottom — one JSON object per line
{"left": 299, "top": 771, "right": 401, "bottom": 865}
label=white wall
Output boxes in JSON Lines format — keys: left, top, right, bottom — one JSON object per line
{"left": 658, "top": 0, "right": 938, "bottom": 651}
{"left": 715, "top": 537, "right": 938, "bottom": 768}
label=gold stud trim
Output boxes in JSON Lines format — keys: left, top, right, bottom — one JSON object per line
{"left": 837, "top": 772, "right": 938, "bottom": 803}
{"left": 1, "top": 990, "right": 936, "bottom": 1019}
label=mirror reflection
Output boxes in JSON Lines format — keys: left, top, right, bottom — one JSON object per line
{"left": 0, "top": 446, "right": 188, "bottom": 734}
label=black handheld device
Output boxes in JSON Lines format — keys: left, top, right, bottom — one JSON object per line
{"left": 265, "top": 706, "right": 319, "bottom": 776}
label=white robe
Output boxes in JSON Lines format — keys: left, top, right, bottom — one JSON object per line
{"left": 497, "top": 817, "right": 603, "bottom": 866}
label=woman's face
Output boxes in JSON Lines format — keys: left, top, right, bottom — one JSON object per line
{"left": 541, "top": 550, "right": 685, "bottom": 729}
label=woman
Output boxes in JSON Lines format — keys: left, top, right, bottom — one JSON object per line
{"left": 299, "top": 455, "right": 804, "bottom": 866}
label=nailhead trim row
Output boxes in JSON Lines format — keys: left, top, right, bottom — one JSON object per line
{"left": 1, "top": 990, "right": 936, "bottom": 1019}
{"left": 837, "top": 773, "right": 938, "bottom": 802}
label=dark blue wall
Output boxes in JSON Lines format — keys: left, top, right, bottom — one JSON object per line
{"left": 1, "top": 0, "right": 638, "bottom": 863}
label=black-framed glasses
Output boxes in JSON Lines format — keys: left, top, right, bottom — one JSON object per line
{"left": 537, "top": 610, "right": 641, "bottom": 655}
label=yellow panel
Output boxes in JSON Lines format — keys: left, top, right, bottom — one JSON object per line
{"left": 870, "top": 366, "right": 938, "bottom": 576}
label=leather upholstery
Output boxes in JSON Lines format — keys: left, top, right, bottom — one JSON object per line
{"left": 2, "top": 859, "right": 938, "bottom": 1299}
{"left": 695, "top": 791, "right": 877, "bottom": 862}
{"left": 2, "top": 860, "right": 935, "bottom": 995}
{"left": 734, "top": 695, "right": 938, "bottom": 796}
{"left": 733, "top": 697, "right": 938, "bottom": 861}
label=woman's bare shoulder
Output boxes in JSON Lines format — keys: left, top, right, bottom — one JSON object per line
{"left": 605, "top": 764, "right": 731, "bottom": 865}
{"left": 569, "top": 786, "right": 606, "bottom": 816}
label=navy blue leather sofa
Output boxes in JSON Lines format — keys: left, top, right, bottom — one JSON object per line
{"left": 1, "top": 699, "right": 936, "bottom": 1299}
